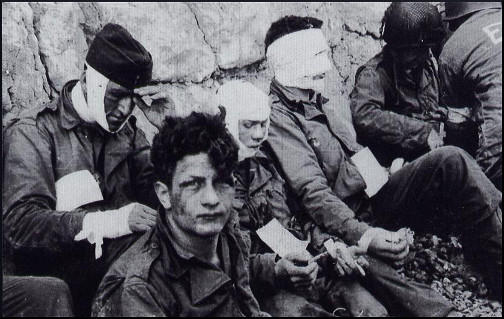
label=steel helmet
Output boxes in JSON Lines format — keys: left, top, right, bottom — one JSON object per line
{"left": 444, "top": 2, "right": 501, "bottom": 21}
{"left": 381, "top": 2, "right": 446, "bottom": 49}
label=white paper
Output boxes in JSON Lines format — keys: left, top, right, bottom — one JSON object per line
{"left": 351, "top": 147, "right": 389, "bottom": 197}
{"left": 256, "top": 218, "right": 309, "bottom": 258}
{"left": 56, "top": 170, "right": 103, "bottom": 211}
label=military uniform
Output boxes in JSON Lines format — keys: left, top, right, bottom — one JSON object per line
{"left": 234, "top": 148, "right": 454, "bottom": 316}
{"left": 267, "top": 79, "right": 502, "bottom": 296}
{"left": 2, "top": 80, "right": 157, "bottom": 314}
{"left": 92, "top": 209, "right": 266, "bottom": 317}
{"left": 350, "top": 49, "right": 445, "bottom": 166}
{"left": 439, "top": 8, "right": 502, "bottom": 190}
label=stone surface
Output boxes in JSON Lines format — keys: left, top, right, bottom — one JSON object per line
{"left": 97, "top": 2, "right": 216, "bottom": 83}
{"left": 2, "top": 2, "right": 50, "bottom": 124}
{"left": 30, "top": 2, "right": 88, "bottom": 93}
{"left": 2, "top": 2, "right": 389, "bottom": 132}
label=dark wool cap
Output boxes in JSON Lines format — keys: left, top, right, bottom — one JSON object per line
{"left": 86, "top": 23, "right": 153, "bottom": 90}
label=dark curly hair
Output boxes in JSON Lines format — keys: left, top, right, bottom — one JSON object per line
{"left": 264, "top": 15, "right": 323, "bottom": 53}
{"left": 151, "top": 107, "right": 239, "bottom": 188}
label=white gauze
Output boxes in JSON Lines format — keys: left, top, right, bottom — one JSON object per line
{"left": 86, "top": 63, "right": 111, "bottom": 132}
{"left": 266, "top": 28, "right": 332, "bottom": 92}
{"left": 216, "top": 80, "right": 271, "bottom": 160}
{"left": 71, "top": 81, "right": 94, "bottom": 123}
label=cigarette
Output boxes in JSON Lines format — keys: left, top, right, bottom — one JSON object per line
{"left": 355, "top": 263, "right": 366, "bottom": 277}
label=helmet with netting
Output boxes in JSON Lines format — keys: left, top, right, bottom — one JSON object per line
{"left": 381, "top": 2, "right": 445, "bottom": 49}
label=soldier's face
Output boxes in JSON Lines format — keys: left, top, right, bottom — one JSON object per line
{"left": 393, "top": 47, "right": 430, "bottom": 73}
{"left": 166, "top": 153, "right": 235, "bottom": 238}
{"left": 238, "top": 119, "right": 268, "bottom": 150}
{"left": 104, "top": 81, "right": 135, "bottom": 132}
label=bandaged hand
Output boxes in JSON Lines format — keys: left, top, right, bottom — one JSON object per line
{"left": 74, "top": 203, "right": 156, "bottom": 259}
{"left": 324, "top": 240, "right": 368, "bottom": 277}
{"left": 274, "top": 250, "right": 319, "bottom": 290}
{"left": 427, "top": 128, "right": 444, "bottom": 150}
{"left": 359, "top": 227, "right": 413, "bottom": 262}
{"left": 389, "top": 158, "right": 405, "bottom": 175}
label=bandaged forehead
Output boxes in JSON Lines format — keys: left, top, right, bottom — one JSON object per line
{"left": 267, "top": 28, "right": 331, "bottom": 78}
{"left": 216, "top": 80, "right": 271, "bottom": 123}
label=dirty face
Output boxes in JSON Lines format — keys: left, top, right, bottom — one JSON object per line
{"left": 166, "top": 153, "right": 235, "bottom": 238}
{"left": 393, "top": 47, "right": 430, "bottom": 75}
{"left": 238, "top": 119, "right": 269, "bottom": 151}
{"left": 103, "top": 81, "right": 135, "bottom": 132}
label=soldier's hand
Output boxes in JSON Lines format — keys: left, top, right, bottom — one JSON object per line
{"left": 326, "top": 241, "right": 367, "bottom": 276}
{"left": 368, "top": 228, "right": 409, "bottom": 261}
{"left": 133, "top": 84, "right": 173, "bottom": 129}
{"left": 128, "top": 203, "right": 157, "bottom": 232}
{"left": 134, "top": 84, "right": 171, "bottom": 105}
{"left": 427, "top": 128, "right": 444, "bottom": 150}
{"left": 274, "top": 251, "right": 319, "bottom": 289}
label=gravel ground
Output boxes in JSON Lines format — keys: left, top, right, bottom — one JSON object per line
{"left": 397, "top": 233, "right": 502, "bottom": 317}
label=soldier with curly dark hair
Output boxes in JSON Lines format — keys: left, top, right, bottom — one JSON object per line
{"left": 92, "top": 110, "right": 268, "bottom": 317}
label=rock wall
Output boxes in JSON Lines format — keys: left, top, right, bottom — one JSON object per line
{"left": 2, "top": 2, "right": 393, "bottom": 142}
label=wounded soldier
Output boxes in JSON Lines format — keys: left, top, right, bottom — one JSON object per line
{"left": 92, "top": 111, "right": 267, "bottom": 316}
{"left": 218, "top": 80, "right": 456, "bottom": 316}
{"left": 2, "top": 23, "right": 159, "bottom": 315}
{"left": 264, "top": 15, "right": 502, "bottom": 302}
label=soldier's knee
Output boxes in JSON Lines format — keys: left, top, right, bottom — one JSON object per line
{"left": 39, "top": 277, "right": 72, "bottom": 296}
{"left": 430, "top": 146, "right": 472, "bottom": 168}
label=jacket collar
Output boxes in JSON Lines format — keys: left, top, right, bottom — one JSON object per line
{"left": 236, "top": 150, "right": 274, "bottom": 196}
{"left": 154, "top": 207, "right": 237, "bottom": 304}
{"left": 58, "top": 80, "right": 84, "bottom": 130}
{"left": 270, "top": 79, "right": 329, "bottom": 120}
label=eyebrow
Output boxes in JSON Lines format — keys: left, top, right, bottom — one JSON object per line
{"left": 179, "top": 176, "right": 205, "bottom": 186}
{"left": 242, "top": 120, "right": 267, "bottom": 124}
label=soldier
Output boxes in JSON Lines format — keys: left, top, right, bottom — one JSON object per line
{"left": 350, "top": 2, "right": 447, "bottom": 166}
{"left": 3, "top": 23, "right": 159, "bottom": 315}
{"left": 92, "top": 111, "right": 267, "bottom": 317}
{"left": 219, "top": 80, "right": 456, "bottom": 316}
{"left": 265, "top": 14, "right": 502, "bottom": 301}
{"left": 439, "top": 2, "right": 502, "bottom": 190}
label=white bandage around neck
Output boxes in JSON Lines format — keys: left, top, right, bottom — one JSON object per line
{"left": 266, "top": 28, "right": 332, "bottom": 91}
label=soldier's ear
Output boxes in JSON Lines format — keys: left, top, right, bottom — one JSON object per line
{"left": 154, "top": 181, "right": 171, "bottom": 209}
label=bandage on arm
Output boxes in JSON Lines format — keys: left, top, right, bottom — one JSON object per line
{"left": 74, "top": 203, "right": 134, "bottom": 259}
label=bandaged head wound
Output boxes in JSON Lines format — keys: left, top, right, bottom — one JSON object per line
{"left": 266, "top": 27, "right": 331, "bottom": 92}
{"left": 79, "top": 23, "right": 153, "bottom": 132}
{"left": 216, "top": 80, "right": 271, "bottom": 160}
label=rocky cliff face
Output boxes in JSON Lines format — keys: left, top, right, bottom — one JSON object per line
{"left": 2, "top": 2, "right": 392, "bottom": 142}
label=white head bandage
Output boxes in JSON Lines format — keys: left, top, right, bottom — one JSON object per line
{"left": 266, "top": 28, "right": 332, "bottom": 92}
{"left": 72, "top": 63, "right": 132, "bottom": 133}
{"left": 85, "top": 62, "right": 111, "bottom": 132}
{"left": 215, "top": 80, "right": 271, "bottom": 160}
